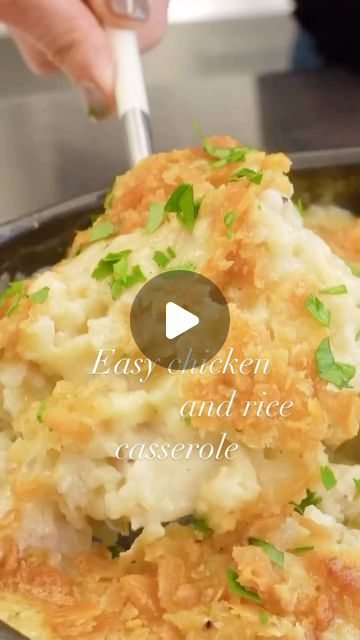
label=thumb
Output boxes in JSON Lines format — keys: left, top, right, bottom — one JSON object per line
{"left": 0, "top": 0, "right": 115, "bottom": 116}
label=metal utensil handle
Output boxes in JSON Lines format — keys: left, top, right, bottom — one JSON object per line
{"left": 0, "top": 621, "right": 31, "bottom": 640}
{"left": 107, "top": 28, "right": 154, "bottom": 166}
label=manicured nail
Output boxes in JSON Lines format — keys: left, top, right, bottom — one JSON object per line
{"left": 80, "top": 83, "right": 109, "bottom": 120}
{"left": 110, "top": 0, "right": 150, "bottom": 21}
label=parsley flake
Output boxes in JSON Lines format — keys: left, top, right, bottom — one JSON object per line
{"left": 347, "top": 261, "right": 360, "bottom": 277}
{"left": 248, "top": 537, "right": 284, "bottom": 568}
{"left": 192, "top": 517, "right": 211, "bottom": 534}
{"left": 92, "top": 250, "right": 132, "bottom": 280}
{"left": 295, "top": 198, "right": 305, "bottom": 216}
{"left": 304, "top": 294, "right": 331, "bottom": 327}
{"left": 153, "top": 247, "right": 176, "bottom": 269}
{"left": 320, "top": 284, "right": 348, "bottom": 295}
{"left": 290, "top": 489, "right": 322, "bottom": 515}
{"left": 165, "top": 184, "right": 202, "bottom": 231}
{"left": 224, "top": 211, "right": 236, "bottom": 239}
{"left": 146, "top": 203, "right": 166, "bottom": 234}
{"left": 90, "top": 221, "right": 116, "bottom": 242}
{"left": 316, "top": 338, "right": 356, "bottom": 389}
{"left": 226, "top": 568, "right": 261, "bottom": 603}
{"left": 28, "top": 287, "right": 50, "bottom": 304}
{"left": 290, "top": 546, "right": 315, "bottom": 554}
{"left": 320, "top": 465, "right": 337, "bottom": 490}
{"left": 108, "top": 544, "right": 122, "bottom": 559}
{"left": 92, "top": 250, "right": 145, "bottom": 300}
{"left": 259, "top": 610, "right": 269, "bottom": 625}
{"left": 36, "top": 400, "right": 47, "bottom": 423}
{"left": 353, "top": 479, "right": 360, "bottom": 492}
{"left": 230, "top": 167, "right": 263, "bottom": 185}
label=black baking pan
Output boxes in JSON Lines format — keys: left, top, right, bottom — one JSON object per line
{"left": 0, "top": 148, "right": 360, "bottom": 280}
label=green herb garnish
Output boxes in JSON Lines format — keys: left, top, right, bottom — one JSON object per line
{"left": 192, "top": 518, "right": 211, "bottom": 534}
{"left": 226, "top": 568, "right": 261, "bottom": 603}
{"left": 28, "top": 287, "right": 50, "bottom": 304}
{"left": 248, "top": 537, "right": 284, "bottom": 568}
{"left": 92, "top": 250, "right": 145, "bottom": 300}
{"left": 295, "top": 198, "right": 305, "bottom": 216}
{"left": 316, "top": 338, "right": 356, "bottom": 389}
{"left": 153, "top": 247, "right": 176, "bottom": 269}
{"left": 290, "top": 489, "right": 322, "bottom": 515}
{"left": 202, "top": 140, "right": 253, "bottom": 168}
{"left": 92, "top": 250, "right": 132, "bottom": 280}
{"left": 146, "top": 203, "right": 166, "bottom": 234}
{"left": 230, "top": 167, "right": 263, "bottom": 185}
{"left": 353, "top": 479, "right": 360, "bottom": 492}
{"left": 224, "top": 211, "right": 236, "bottom": 239}
{"left": 304, "top": 294, "right": 331, "bottom": 327}
{"left": 104, "top": 179, "right": 116, "bottom": 210}
{"left": 165, "top": 184, "right": 202, "bottom": 231}
{"left": 89, "top": 221, "right": 116, "bottom": 242}
{"left": 320, "top": 284, "right": 348, "bottom": 295}
{"left": 290, "top": 546, "right": 315, "bottom": 554}
{"left": 258, "top": 610, "right": 269, "bottom": 625}
{"left": 36, "top": 400, "right": 47, "bottom": 423}
{"left": 108, "top": 544, "right": 122, "bottom": 559}
{"left": 347, "top": 261, "right": 360, "bottom": 277}
{"left": 320, "top": 465, "right": 337, "bottom": 490}
{"left": 304, "top": 293, "right": 331, "bottom": 327}
{"left": 0, "top": 281, "right": 49, "bottom": 317}
{"left": 165, "top": 262, "right": 196, "bottom": 272}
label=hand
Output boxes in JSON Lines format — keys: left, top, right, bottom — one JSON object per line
{"left": 0, "top": 0, "right": 169, "bottom": 117}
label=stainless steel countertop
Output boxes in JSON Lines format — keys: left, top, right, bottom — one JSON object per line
{"left": 0, "top": 15, "right": 360, "bottom": 225}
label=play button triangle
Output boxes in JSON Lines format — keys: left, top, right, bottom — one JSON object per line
{"left": 166, "top": 302, "right": 199, "bottom": 340}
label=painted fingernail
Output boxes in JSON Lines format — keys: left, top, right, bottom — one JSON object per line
{"left": 80, "top": 82, "right": 109, "bottom": 120}
{"left": 110, "top": 0, "right": 150, "bottom": 21}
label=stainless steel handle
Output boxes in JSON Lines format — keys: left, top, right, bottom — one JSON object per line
{"left": 0, "top": 621, "right": 30, "bottom": 640}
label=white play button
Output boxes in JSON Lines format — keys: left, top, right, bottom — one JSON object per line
{"left": 166, "top": 302, "right": 199, "bottom": 340}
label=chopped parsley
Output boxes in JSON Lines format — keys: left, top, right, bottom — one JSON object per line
{"left": 290, "top": 489, "right": 322, "bottom": 515}
{"left": 92, "top": 250, "right": 146, "bottom": 300}
{"left": 315, "top": 338, "right": 356, "bottom": 389}
{"left": 194, "top": 123, "right": 254, "bottom": 167}
{"left": 90, "top": 221, "right": 116, "bottom": 242}
{"left": 248, "top": 537, "right": 284, "bottom": 568}
{"left": 108, "top": 544, "right": 122, "bottom": 559}
{"left": 146, "top": 203, "right": 166, "bottom": 234}
{"left": 356, "top": 330, "right": 360, "bottom": 342}
{"left": 347, "top": 261, "right": 360, "bottom": 277}
{"left": 353, "top": 479, "right": 360, "bottom": 492}
{"left": 153, "top": 247, "right": 176, "bottom": 269}
{"left": 320, "top": 465, "right": 337, "bottom": 490}
{"left": 90, "top": 212, "right": 102, "bottom": 225}
{"left": 295, "top": 198, "right": 305, "bottom": 216}
{"left": 104, "top": 179, "right": 116, "bottom": 210}
{"left": 92, "top": 250, "right": 132, "bottom": 280}
{"left": 290, "top": 546, "right": 315, "bottom": 554}
{"left": 192, "top": 517, "right": 211, "bottom": 534}
{"left": 225, "top": 568, "right": 261, "bottom": 603}
{"left": 224, "top": 211, "right": 236, "bottom": 239}
{"left": 28, "top": 287, "right": 50, "bottom": 304}
{"left": 36, "top": 400, "right": 47, "bottom": 423}
{"left": 202, "top": 140, "right": 253, "bottom": 168}
{"left": 165, "top": 262, "right": 196, "bottom": 272}
{"left": 0, "top": 281, "right": 49, "bottom": 317}
{"left": 258, "top": 610, "right": 269, "bottom": 625}
{"left": 320, "top": 284, "right": 348, "bottom": 295}
{"left": 165, "top": 184, "right": 203, "bottom": 231}
{"left": 304, "top": 294, "right": 331, "bottom": 327}
{"left": 230, "top": 167, "right": 263, "bottom": 185}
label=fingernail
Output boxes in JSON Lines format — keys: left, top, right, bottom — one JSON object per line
{"left": 110, "top": 0, "right": 150, "bottom": 21}
{"left": 80, "top": 82, "right": 109, "bottom": 120}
